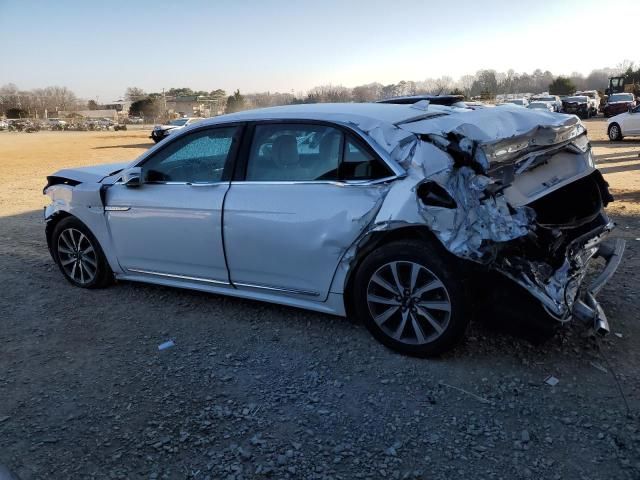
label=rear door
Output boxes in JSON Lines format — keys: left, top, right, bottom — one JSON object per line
{"left": 223, "top": 122, "right": 396, "bottom": 300}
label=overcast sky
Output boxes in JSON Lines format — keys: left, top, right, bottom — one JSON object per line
{"left": 1, "top": 0, "right": 638, "bottom": 100}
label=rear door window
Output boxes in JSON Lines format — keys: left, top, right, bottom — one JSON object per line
{"left": 245, "top": 123, "right": 392, "bottom": 182}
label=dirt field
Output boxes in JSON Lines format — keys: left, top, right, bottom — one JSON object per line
{"left": 1, "top": 119, "right": 639, "bottom": 479}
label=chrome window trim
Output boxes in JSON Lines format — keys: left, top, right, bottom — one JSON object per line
{"left": 234, "top": 281, "right": 320, "bottom": 297}
{"left": 127, "top": 268, "right": 229, "bottom": 285}
{"left": 228, "top": 174, "right": 400, "bottom": 187}
{"left": 142, "top": 181, "right": 228, "bottom": 186}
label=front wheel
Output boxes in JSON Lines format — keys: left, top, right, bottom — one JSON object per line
{"left": 352, "top": 240, "right": 470, "bottom": 357}
{"left": 51, "top": 217, "right": 113, "bottom": 288}
{"left": 608, "top": 123, "right": 623, "bottom": 141}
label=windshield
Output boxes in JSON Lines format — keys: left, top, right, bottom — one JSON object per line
{"left": 529, "top": 103, "right": 547, "bottom": 108}
{"left": 536, "top": 96, "right": 555, "bottom": 102}
{"left": 576, "top": 92, "right": 595, "bottom": 98}
{"left": 565, "top": 96, "right": 587, "bottom": 102}
{"left": 168, "top": 118, "right": 189, "bottom": 126}
{"left": 609, "top": 93, "right": 634, "bottom": 103}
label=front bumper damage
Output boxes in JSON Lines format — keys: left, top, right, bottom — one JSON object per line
{"left": 346, "top": 108, "right": 625, "bottom": 334}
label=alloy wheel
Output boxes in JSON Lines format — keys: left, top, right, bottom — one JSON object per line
{"left": 57, "top": 227, "right": 98, "bottom": 285}
{"left": 609, "top": 124, "right": 620, "bottom": 141}
{"left": 366, "top": 261, "right": 452, "bottom": 345}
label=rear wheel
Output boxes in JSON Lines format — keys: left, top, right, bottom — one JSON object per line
{"left": 52, "top": 217, "right": 113, "bottom": 288}
{"left": 608, "top": 123, "right": 623, "bottom": 141}
{"left": 352, "top": 240, "right": 470, "bottom": 357}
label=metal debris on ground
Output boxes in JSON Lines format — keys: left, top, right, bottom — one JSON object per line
{"left": 439, "top": 382, "right": 491, "bottom": 404}
{"left": 589, "top": 361, "right": 608, "bottom": 374}
{"left": 158, "top": 340, "right": 175, "bottom": 351}
{"left": 544, "top": 375, "right": 559, "bottom": 386}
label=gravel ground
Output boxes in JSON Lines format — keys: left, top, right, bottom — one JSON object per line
{"left": 0, "top": 119, "right": 639, "bottom": 479}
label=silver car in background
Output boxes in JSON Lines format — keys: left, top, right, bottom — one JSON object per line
{"left": 44, "top": 103, "right": 624, "bottom": 356}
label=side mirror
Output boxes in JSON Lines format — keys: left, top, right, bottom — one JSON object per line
{"left": 629, "top": 105, "right": 634, "bottom": 113}
{"left": 121, "top": 166, "right": 142, "bottom": 187}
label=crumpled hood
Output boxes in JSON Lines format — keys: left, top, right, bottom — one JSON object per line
{"left": 398, "top": 106, "right": 581, "bottom": 144}
{"left": 50, "top": 162, "right": 129, "bottom": 184}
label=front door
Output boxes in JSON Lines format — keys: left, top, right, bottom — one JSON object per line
{"left": 625, "top": 105, "right": 640, "bottom": 134}
{"left": 106, "top": 125, "right": 241, "bottom": 283}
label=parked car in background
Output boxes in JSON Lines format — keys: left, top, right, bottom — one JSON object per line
{"left": 503, "top": 98, "right": 529, "bottom": 107}
{"left": 574, "top": 90, "right": 600, "bottom": 117}
{"left": 0, "top": 119, "right": 8, "bottom": 130}
{"left": 607, "top": 104, "right": 640, "bottom": 140}
{"left": 562, "top": 96, "right": 591, "bottom": 118}
{"left": 378, "top": 95, "right": 487, "bottom": 110}
{"left": 603, "top": 93, "right": 636, "bottom": 118}
{"left": 150, "top": 117, "right": 202, "bottom": 143}
{"left": 531, "top": 94, "right": 561, "bottom": 112}
{"left": 528, "top": 101, "right": 554, "bottom": 112}
{"left": 47, "top": 118, "right": 67, "bottom": 130}
{"left": 378, "top": 95, "right": 465, "bottom": 106}
{"left": 43, "top": 103, "right": 623, "bottom": 356}
{"left": 127, "top": 116, "right": 144, "bottom": 124}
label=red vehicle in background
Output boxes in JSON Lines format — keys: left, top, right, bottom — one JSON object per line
{"left": 603, "top": 93, "right": 636, "bottom": 118}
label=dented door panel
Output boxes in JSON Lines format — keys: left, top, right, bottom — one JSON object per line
{"left": 224, "top": 182, "right": 384, "bottom": 300}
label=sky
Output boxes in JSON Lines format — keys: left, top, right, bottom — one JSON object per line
{"left": 1, "top": 0, "right": 639, "bottom": 101}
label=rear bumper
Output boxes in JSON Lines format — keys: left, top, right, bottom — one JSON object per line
{"left": 572, "top": 238, "right": 625, "bottom": 335}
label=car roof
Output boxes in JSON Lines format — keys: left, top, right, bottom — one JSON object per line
{"left": 198, "top": 102, "right": 455, "bottom": 127}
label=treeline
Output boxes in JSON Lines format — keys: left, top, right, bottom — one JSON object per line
{"left": 0, "top": 84, "right": 81, "bottom": 118}
{"left": 4, "top": 61, "right": 640, "bottom": 118}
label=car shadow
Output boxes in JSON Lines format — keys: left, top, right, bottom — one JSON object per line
{"left": 1, "top": 207, "right": 637, "bottom": 362}
{"left": 591, "top": 139, "right": 640, "bottom": 147}
{"left": 93, "top": 143, "right": 153, "bottom": 150}
{"left": 594, "top": 151, "right": 640, "bottom": 163}
{"left": 599, "top": 162, "right": 640, "bottom": 175}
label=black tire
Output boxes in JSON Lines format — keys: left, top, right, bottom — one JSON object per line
{"left": 352, "top": 239, "right": 470, "bottom": 357}
{"left": 608, "top": 123, "right": 623, "bottom": 141}
{"left": 51, "top": 216, "right": 113, "bottom": 288}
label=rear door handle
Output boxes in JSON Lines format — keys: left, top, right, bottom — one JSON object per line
{"left": 105, "top": 206, "right": 131, "bottom": 211}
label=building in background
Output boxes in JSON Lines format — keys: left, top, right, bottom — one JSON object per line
{"left": 166, "top": 95, "right": 225, "bottom": 117}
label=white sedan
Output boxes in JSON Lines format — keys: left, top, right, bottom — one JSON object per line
{"left": 43, "top": 103, "right": 624, "bottom": 356}
{"left": 528, "top": 101, "right": 554, "bottom": 112}
{"left": 607, "top": 104, "right": 640, "bottom": 141}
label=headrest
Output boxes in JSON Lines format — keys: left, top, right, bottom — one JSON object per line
{"left": 272, "top": 135, "right": 299, "bottom": 166}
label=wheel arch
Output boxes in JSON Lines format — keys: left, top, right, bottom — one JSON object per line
{"left": 45, "top": 211, "right": 72, "bottom": 254}
{"left": 342, "top": 225, "right": 449, "bottom": 318}
{"left": 607, "top": 122, "right": 622, "bottom": 140}
{"left": 45, "top": 209, "right": 122, "bottom": 274}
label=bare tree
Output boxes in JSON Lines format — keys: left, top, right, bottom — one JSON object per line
{"left": 125, "top": 87, "right": 147, "bottom": 101}
{"left": 352, "top": 83, "right": 383, "bottom": 102}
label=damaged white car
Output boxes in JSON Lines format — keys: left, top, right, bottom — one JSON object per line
{"left": 43, "top": 103, "right": 625, "bottom": 356}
